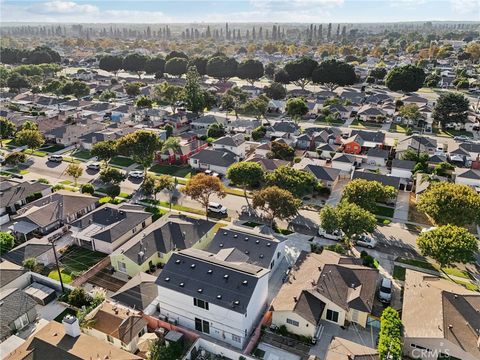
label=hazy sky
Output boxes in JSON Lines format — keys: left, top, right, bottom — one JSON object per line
{"left": 1, "top": 0, "right": 479, "bottom": 23}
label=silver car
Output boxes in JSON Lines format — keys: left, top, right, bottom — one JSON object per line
{"left": 354, "top": 234, "right": 377, "bottom": 249}
{"left": 378, "top": 278, "right": 392, "bottom": 304}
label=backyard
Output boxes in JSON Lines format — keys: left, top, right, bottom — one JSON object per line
{"left": 55, "top": 245, "right": 106, "bottom": 278}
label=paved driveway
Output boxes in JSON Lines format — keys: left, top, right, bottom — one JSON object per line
{"left": 393, "top": 191, "right": 410, "bottom": 221}
{"left": 326, "top": 179, "right": 349, "bottom": 206}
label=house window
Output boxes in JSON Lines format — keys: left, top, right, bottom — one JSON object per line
{"left": 232, "top": 334, "right": 241, "bottom": 343}
{"left": 142, "top": 221, "right": 146, "bottom": 228}
{"left": 195, "top": 318, "right": 210, "bottom": 334}
{"left": 270, "top": 260, "right": 274, "bottom": 269}
{"left": 286, "top": 318, "right": 299, "bottom": 327}
{"left": 138, "top": 328, "right": 145, "bottom": 337}
{"left": 193, "top": 298, "right": 209, "bottom": 310}
{"left": 118, "top": 261, "right": 127, "bottom": 273}
{"left": 326, "top": 309, "right": 339, "bottom": 323}
{"left": 13, "top": 314, "right": 29, "bottom": 330}
{"left": 351, "top": 309, "right": 359, "bottom": 322}
{"left": 107, "top": 335, "right": 114, "bottom": 343}
{"left": 277, "top": 252, "right": 280, "bottom": 259}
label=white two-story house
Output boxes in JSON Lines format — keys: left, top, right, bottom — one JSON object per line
{"left": 156, "top": 248, "right": 270, "bottom": 349}
{"left": 212, "top": 134, "right": 246, "bottom": 159}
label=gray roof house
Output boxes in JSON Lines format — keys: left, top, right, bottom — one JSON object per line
{"left": 0, "top": 288, "right": 37, "bottom": 341}
{"left": 303, "top": 164, "right": 341, "bottom": 187}
{"left": 71, "top": 204, "right": 152, "bottom": 254}
{"left": 189, "top": 149, "right": 238, "bottom": 175}
{"left": 0, "top": 179, "right": 51, "bottom": 216}
{"left": 110, "top": 273, "right": 158, "bottom": 314}
{"left": 352, "top": 170, "right": 402, "bottom": 189}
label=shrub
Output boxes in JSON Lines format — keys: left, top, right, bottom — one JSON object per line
{"left": 67, "top": 288, "right": 91, "bottom": 308}
{"left": 38, "top": 178, "right": 50, "bottom": 184}
{"left": 81, "top": 183, "right": 95, "bottom": 195}
{"left": 278, "top": 325, "right": 288, "bottom": 336}
{"left": 25, "top": 192, "right": 43, "bottom": 203}
{"left": 325, "top": 244, "right": 346, "bottom": 254}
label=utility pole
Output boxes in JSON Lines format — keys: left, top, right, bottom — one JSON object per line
{"left": 50, "top": 237, "right": 65, "bottom": 293}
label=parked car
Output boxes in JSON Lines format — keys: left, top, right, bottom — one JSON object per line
{"left": 378, "top": 278, "right": 392, "bottom": 304}
{"left": 48, "top": 154, "right": 63, "bottom": 162}
{"left": 207, "top": 202, "right": 227, "bottom": 215}
{"left": 354, "top": 234, "right": 377, "bottom": 248}
{"left": 454, "top": 135, "right": 471, "bottom": 142}
{"left": 204, "top": 169, "right": 220, "bottom": 178}
{"left": 129, "top": 170, "right": 144, "bottom": 179}
{"left": 318, "top": 227, "right": 343, "bottom": 241}
{"left": 87, "top": 162, "right": 101, "bottom": 171}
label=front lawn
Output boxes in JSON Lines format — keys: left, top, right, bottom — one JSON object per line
{"left": 149, "top": 164, "right": 192, "bottom": 178}
{"left": 40, "top": 144, "right": 65, "bottom": 153}
{"left": 71, "top": 149, "right": 92, "bottom": 160}
{"left": 23, "top": 149, "right": 47, "bottom": 157}
{"left": 315, "top": 118, "right": 344, "bottom": 126}
{"left": 59, "top": 245, "right": 106, "bottom": 274}
{"left": 350, "top": 120, "right": 383, "bottom": 129}
{"left": 393, "top": 265, "right": 406, "bottom": 281}
{"left": 375, "top": 205, "right": 395, "bottom": 218}
{"left": 433, "top": 128, "right": 473, "bottom": 138}
{"left": 110, "top": 156, "right": 135, "bottom": 167}
{"left": 396, "top": 257, "right": 437, "bottom": 271}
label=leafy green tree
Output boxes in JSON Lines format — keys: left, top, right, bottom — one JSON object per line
{"left": 274, "top": 69, "right": 290, "bottom": 85}
{"left": 432, "top": 162, "right": 454, "bottom": 177}
{"left": 105, "top": 184, "right": 121, "bottom": 199}
{"left": 385, "top": 65, "right": 425, "bottom": 92}
{"left": 116, "top": 130, "right": 162, "bottom": 176}
{"left": 99, "top": 167, "right": 126, "bottom": 185}
{"left": 237, "top": 59, "right": 264, "bottom": 85}
{"left": 67, "top": 287, "right": 90, "bottom": 308}
{"left": 252, "top": 186, "right": 301, "bottom": 227}
{"left": 184, "top": 66, "right": 205, "bottom": 113}
{"left": 266, "top": 166, "right": 318, "bottom": 198}
{"left": 264, "top": 82, "right": 286, "bottom": 100}
{"left": 81, "top": 183, "right": 95, "bottom": 195}
{"left": 284, "top": 57, "right": 318, "bottom": 90}
{"left": 241, "top": 95, "right": 269, "bottom": 120}
{"left": 4, "top": 152, "right": 27, "bottom": 166}
{"left": 123, "top": 53, "right": 147, "bottom": 78}
{"left": 65, "top": 163, "right": 83, "bottom": 186}
{"left": 165, "top": 57, "right": 188, "bottom": 77}
{"left": 61, "top": 80, "right": 90, "bottom": 99}
{"left": 124, "top": 82, "right": 142, "bottom": 97}
{"left": 342, "top": 179, "right": 397, "bottom": 213}
{"left": 417, "top": 182, "right": 480, "bottom": 226}
{"left": 0, "top": 232, "right": 15, "bottom": 255}
{"left": 220, "top": 94, "right": 235, "bottom": 118}
{"left": 417, "top": 225, "right": 478, "bottom": 268}
{"left": 164, "top": 124, "right": 173, "bottom": 138}
{"left": 99, "top": 90, "right": 116, "bottom": 101}
{"left": 144, "top": 56, "right": 165, "bottom": 75}
{"left": 312, "top": 59, "right": 357, "bottom": 91}
{"left": 15, "top": 129, "right": 44, "bottom": 153}
{"left": 7, "top": 72, "right": 30, "bottom": 92}
{"left": 227, "top": 162, "right": 264, "bottom": 205}
{"left": 154, "top": 83, "right": 184, "bottom": 113}
{"left": 155, "top": 175, "right": 175, "bottom": 209}
{"left": 141, "top": 173, "right": 157, "bottom": 198}
{"left": 188, "top": 56, "right": 208, "bottom": 75}
{"left": 166, "top": 50, "right": 188, "bottom": 61}
{"left": 369, "top": 67, "right": 387, "bottom": 81}
{"left": 148, "top": 339, "right": 182, "bottom": 360}
{"left": 0, "top": 117, "right": 16, "bottom": 147}
{"left": 135, "top": 96, "right": 153, "bottom": 108}
{"left": 206, "top": 56, "right": 238, "bottom": 81}
{"left": 399, "top": 103, "right": 422, "bottom": 126}
{"left": 432, "top": 92, "right": 470, "bottom": 127}
{"left": 320, "top": 201, "right": 377, "bottom": 247}
{"left": 268, "top": 141, "right": 295, "bottom": 161}
{"left": 99, "top": 55, "right": 123, "bottom": 76}
{"left": 206, "top": 123, "right": 225, "bottom": 139}
{"left": 91, "top": 140, "right": 117, "bottom": 165}
{"left": 21, "top": 121, "right": 38, "bottom": 131}
{"left": 183, "top": 173, "right": 226, "bottom": 219}
{"left": 252, "top": 125, "right": 267, "bottom": 141}
{"left": 264, "top": 62, "right": 276, "bottom": 79}
{"left": 377, "top": 307, "right": 403, "bottom": 360}
{"left": 285, "top": 97, "right": 309, "bottom": 120}
{"left": 22, "top": 258, "right": 38, "bottom": 272}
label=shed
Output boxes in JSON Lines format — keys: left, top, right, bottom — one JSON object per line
{"left": 23, "top": 282, "right": 56, "bottom": 305}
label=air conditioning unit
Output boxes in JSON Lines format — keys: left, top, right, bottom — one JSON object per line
{"left": 158, "top": 314, "right": 167, "bottom": 322}
{"left": 168, "top": 319, "right": 178, "bottom": 326}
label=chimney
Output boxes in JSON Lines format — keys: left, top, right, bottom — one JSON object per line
{"left": 62, "top": 315, "right": 81, "bottom": 338}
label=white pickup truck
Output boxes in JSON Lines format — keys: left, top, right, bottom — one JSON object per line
{"left": 317, "top": 227, "right": 343, "bottom": 241}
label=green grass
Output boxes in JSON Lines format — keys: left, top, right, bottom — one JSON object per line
{"left": 315, "top": 118, "right": 344, "bottom": 125}
{"left": 118, "top": 192, "right": 131, "bottom": 199}
{"left": 71, "top": 150, "right": 92, "bottom": 160}
{"left": 40, "top": 144, "right": 65, "bottom": 153}
{"left": 23, "top": 149, "right": 47, "bottom": 157}
{"left": 158, "top": 201, "right": 206, "bottom": 215}
{"left": 48, "top": 269, "right": 73, "bottom": 284}
{"left": 437, "top": 267, "right": 472, "bottom": 279}
{"left": 149, "top": 164, "right": 192, "bottom": 178}
{"left": 396, "top": 257, "right": 437, "bottom": 271}
{"left": 390, "top": 124, "right": 408, "bottom": 133}
{"left": 59, "top": 245, "right": 106, "bottom": 274}
{"left": 243, "top": 221, "right": 262, "bottom": 228}
{"left": 60, "top": 180, "right": 73, "bottom": 185}
{"left": 54, "top": 308, "right": 78, "bottom": 323}
{"left": 433, "top": 128, "right": 473, "bottom": 138}
{"left": 110, "top": 156, "right": 135, "bottom": 167}
{"left": 350, "top": 120, "right": 383, "bottom": 129}
{"left": 452, "top": 279, "right": 479, "bottom": 292}
{"left": 393, "top": 266, "right": 406, "bottom": 281}
{"left": 397, "top": 257, "right": 472, "bottom": 280}
{"left": 145, "top": 206, "right": 168, "bottom": 221}
{"left": 375, "top": 205, "right": 395, "bottom": 218}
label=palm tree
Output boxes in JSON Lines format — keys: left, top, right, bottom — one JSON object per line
{"left": 160, "top": 137, "right": 181, "bottom": 164}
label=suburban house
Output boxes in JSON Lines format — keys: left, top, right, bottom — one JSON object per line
{"left": 316, "top": 143, "right": 339, "bottom": 159}
{"left": 302, "top": 164, "right": 341, "bottom": 188}
{"left": 271, "top": 251, "right": 378, "bottom": 338}
{"left": 325, "top": 337, "right": 378, "bottom": 360}
{"left": 0, "top": 179, "right": 51, "bottom": 224}
{"left": 331, "top": 153, "right": 357, "bottom": 173}
{"left": 0, "top": 260, "right": 31, "bottom": 290}
{"left": 391, "top": 159, "right": 416, "bottom": 179}
{"left": 365, "top": 148, "right": 389, "bottom": 166}
{"left": 156, "top": 248, "right": 270, "bottom": 349}
{"left": 352, "top": 170, "right": 403, "bottom": 191}
{"left": 357, "top": 104, "right": 387, "bottom": 122}
{"left": 3, "top": 318, "right": 142, "bottom": 360}
{"left": 247, "top": 155, "right": 289, "bottom": 172}
{"left": 3, "top": 237, "right": 60, "bottom": 266}
{"left": 0, "top": 288, "right": 37, "bottom": 341}
{"left": 454, "top": 168, "right": 480, "bottom": 188}
{"left": 156, "top": 137, "right": 208, "bottom": 164}
{"left": 327, "top": 104, "right": 351, "bottom": 119}
{"left": 402, "top": 270, "right": 480, "bottom": 360}
{"left": 110, "top": 214, "right": 217, "bottom": 277}
{"left": 110, "top": 273, "right": 158, "bottom": 315}
{"left": 79, "top": 127, "right": 134, "bottom": 150}
{"left": 401, "top": 94, "right": 429, "bottom": 107}
{"left": 189, "top": 148, "right": 238, "bottom": 175}
{"left": 191, "top": 114, "right": 227, "bottom": 129}
{"left": 11, "top": 191, "right": 98, "bottom": 239}
{"left": 70, "top": 204, "right": 152, "bottom": 254}
{"left": 45, "top": 120, "right": 104, "bottom": 146}
{"left": 396, "top": 136, "right": 437, "bottom": 158}
{"left": 212, "top": 134, "right": 247, "bottom": 158}
{"left": 204, "top": 226, "right": 286, "bottom": 276}
{"left": 83, "top": 301, "right": 148, "bottom": 353}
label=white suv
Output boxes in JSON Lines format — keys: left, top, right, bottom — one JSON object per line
{"left": 207, "top": 202, "right": 227, "bottom": 215}
{"left": 48, "top": 154, "right": 63, "bottom": 162}
{"left": 87, "top": 162, "right": 101, "bottom": 171}
{"left": 129, "top": 170, "right": 144, "bottom": 179}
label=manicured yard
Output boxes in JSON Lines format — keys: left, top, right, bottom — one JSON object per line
{"left": 40, "top": 144, "right": 65, "bottom": 153}
{"left": 23, "top": 149, "right": 47, "bottom": 157}
{"left": 145, "top": 206, "right": 168, "bottom": 221}
{"left": 396, "top": 257, "right": 471, "bottom": 280}
{"left": 60, "top": 180, "right": 73, "bottom": 185}
{"left": 375, "top": 205, "right": 395, "bottom": 218}
{"left": 149, "top": 164, "right": 192, "bottom": 178}
{"left": 350, "top": 120, "right": 383, "bottom": 129}
{"left": 393, "top": 265, "right": 406, "bottom": 281}
{"left": 59, "top": 245, "right": 106, "bottom": 274}
{"left": 48, "top": 269, "right": 73, "bottom": 284}
{"left": 315, "top": 118, "right": 345, "bottom": 126}
{"left": 110, "top": 156, "right": 136, "bottom": 167}
{"left": 71, "top": 149, "right": 92, "bottom": 160}
{"left": 396, "top": 257, "right": 437, "bottom": 271}
{"left": 390, "top": 124, "right": 408, "bottom": 133}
